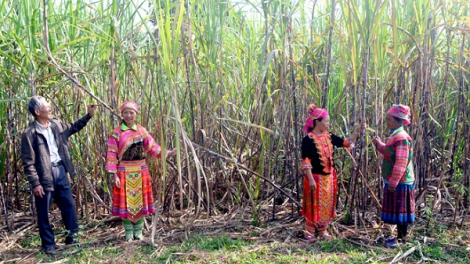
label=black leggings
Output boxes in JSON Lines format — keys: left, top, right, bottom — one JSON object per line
{"left": 397, "top": 224, "right": 408, "bottom": 239}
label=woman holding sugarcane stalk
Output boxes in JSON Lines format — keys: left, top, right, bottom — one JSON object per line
{"left": 301, "top": 104, "right": 365, "bottom": 243}
{"left": 373, "top": 104, "right": 415, "bottom": 247}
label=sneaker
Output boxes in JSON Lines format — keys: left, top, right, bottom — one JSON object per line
{"left": 135, "top": 234, "right": 144, "bottom": 241}
{"left": 125, "top": 233, "right": 134, "bottom": 242}
{"left": 385, "top": 238, "right": 397, "bottom": 248}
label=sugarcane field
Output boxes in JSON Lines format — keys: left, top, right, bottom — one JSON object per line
{"left": 0, "top": 0, "right": 469, "bottom": 263}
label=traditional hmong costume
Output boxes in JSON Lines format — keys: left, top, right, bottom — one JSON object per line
{"left": 376, "top": 104, "right": 415, "bottom": 240}
{"left": 301, "top": 104, "right": 353, "bottom": 239}
{"left": 106, "top": 102, "right": 164, "bottom": 240}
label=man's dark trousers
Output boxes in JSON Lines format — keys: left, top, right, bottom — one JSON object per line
{"left": 35, "top": 163, "right": 77, "bottom": 250}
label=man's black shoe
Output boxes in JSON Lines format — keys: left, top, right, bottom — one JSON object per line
{"left": 44, "top": 246, "right": 57, "bottom": 255}
{"left": 65, "top": 237, "right": 76, "bottom": 245}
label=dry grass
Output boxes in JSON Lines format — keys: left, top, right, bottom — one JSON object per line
{"left": 1, "top": 204, "right": 470, "bottom": 264}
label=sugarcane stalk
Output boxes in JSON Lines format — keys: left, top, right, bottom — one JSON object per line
{"left": 41, "top": 0, "right": 122, "bottom": 120}
{"left": 321, "top": 0, "right": 336, "bottom": 107}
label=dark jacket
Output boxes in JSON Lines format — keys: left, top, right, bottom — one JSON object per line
{"left": 21, "top": 114, "right": 92, "bottom": 191}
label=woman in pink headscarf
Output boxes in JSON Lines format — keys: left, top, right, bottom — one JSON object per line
{"left": 373, "top": 104, "right": 415, "bottom": 247}
{"left": 106, "top": 101, "right": 175, "bottom": 241}
{"left": 301, "top": 104, "right": 362, "bottom": 242}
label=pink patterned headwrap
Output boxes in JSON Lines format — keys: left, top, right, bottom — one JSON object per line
{"left": 303, "top": 104, "right": 329, "bottom": 133}
{"left": 387, "top": 104, "right": 411, "bottom": 126}
{"left": 120, "top": 101, "right": 139, "bottom": 114}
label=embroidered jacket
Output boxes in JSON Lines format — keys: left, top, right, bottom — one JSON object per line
{"left": 376, "top": 126, "right": 414, "bottom": 187}
{"left": 106, "top": 124, "right": 162, "bottom": 173}
{"left": 301, "top": 131, "right": 353, "bottom": 175}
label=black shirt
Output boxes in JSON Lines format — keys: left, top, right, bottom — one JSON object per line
{"left": 301, "top": 132, "right": 347, "bottom": 175}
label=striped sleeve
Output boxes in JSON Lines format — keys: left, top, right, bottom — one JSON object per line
{"left": 106, "top": 131, "right": 119, "bottom": 173}
{"left": 143, "top": 128, "right": 162, "bottom": 159}
{"left": 376, "top": 141, "right": 386, "bottom": 154}
{"left": 388, "top": 141, "right": 409, "bottom": 187}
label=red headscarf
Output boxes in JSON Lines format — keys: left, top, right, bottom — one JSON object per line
{"left": 387, "top": 104, "right": 411, "bottom": 126}
{"left": 120, "top": 101, "right": 139, "bottom": 114}
{"left": 303, "top": 104, "right": 329, "bottom": 133}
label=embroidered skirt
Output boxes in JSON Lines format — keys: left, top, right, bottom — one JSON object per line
{"left": 112, "top": 160, "right": 155, "bottom": 223}
{"left": 302, "top": 171, "right": 337, "bottom": 234}
{"left": 381, "top": 183, "right": 415, "bottom": 224}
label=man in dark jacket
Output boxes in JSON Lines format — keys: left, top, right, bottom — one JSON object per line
{"left": 21, "top": 96, "right": 99, "bottom": 255}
